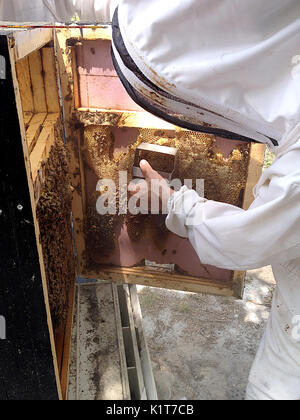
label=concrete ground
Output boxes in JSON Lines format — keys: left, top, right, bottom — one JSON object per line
{"left": 137, "top": 266, "right": 276, "bottom": 400}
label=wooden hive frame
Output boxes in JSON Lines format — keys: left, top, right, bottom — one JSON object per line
{"left": 56, "top": 27, "right": 266, "bottom": 300}
{"left": 7, "top": 28, "right": 77, "bottom": 400}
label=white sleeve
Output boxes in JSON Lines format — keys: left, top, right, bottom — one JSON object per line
{"left": 166, "top": 164, "right": 300, "bottom": 271}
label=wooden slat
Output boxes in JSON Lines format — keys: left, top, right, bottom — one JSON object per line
{"left": 232, "top": 271, "right": 246, "bottom": 300}
{"left": 60, "top": 279, "right": 76, "bottom": 400}
{"left": 67, "top": 287, "right": 78, "bottom": 401}
{"left": 23, "top": 112, "right": 33, "bottom": 128}
{"left": 56, "top": 30, "right": 74, "bottom": 131}
{"left": 112, "top": 284, "right": 131, "bottom": 401}
{"left": 122, "top": 285, "right": 146, "bottom": 400}
{"left": 71, "top": 48, "right": 80, "bottom": 110}
{"left": 26, "top": 112, "right": 47, "bottom": 154}
{"left": 83, "top": 267, "right": 234, "bottom": 297}
{"left": 243, "top": 143, "right": 266, "bottom": 210}
{"left": 43, "top": 112, "right": 60, "bottom": 127}
{"left": 42, "top": 48, "right": 60, "bottom": 113}
{"left": 68, "top": 131, "right": 87, "bottom": 274}
{"left": 12, "top": 28, "right": 53, "bottom": 61}
{"left": 76, "top": 107, "right": 177, "bottom": 131}
{"left": 68, "top": 27, "right": 112, "bottom": 42}
{"left": 30, "top": 125, "right": 54, "bottom": 180}
{"left": 28, "top": 50, "right": 47, "bottom": 113}
{"left": 15, "top": 57, "right": 34, "bottom": 112}
{"left": 76, "top": 283, "right": 125, "bottom": 400}
{"left": 129, "top": 285, "right": 158, "bottom": 400}
{"left": 54, "top": 325, "right": 65, "bottom": 378}
{"left": 54, "top": 263, "right": 76, "bottom": 400}
{"left": 56, "top": 30, "right": 87, "bottom": 275}
{"left": 30, "top": 114, "right": 60, "bottom": 201}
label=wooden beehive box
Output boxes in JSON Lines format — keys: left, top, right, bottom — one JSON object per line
{"left": 0, "top": 26, "right": 264, "bottom": 400}
{"left": 59, "top": 27, "right": 265, "bottom": 299}
{"left": 0, "top": 28, "right": 77, "bottom": 400}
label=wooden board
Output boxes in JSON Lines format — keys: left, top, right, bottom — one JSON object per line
{"left": 85, "top": 267, "right": 234, "bottom": 297}
{"left": 243, "top": 143, "right": 266, "bottom": 210}
{"left": 58, "top": 278, "right": 76, "bottom": 400}
{"left": 120, "top": 285, "right": 146, "bottom": 400}
{"left": 75, "top": 39, "right": 143, "bottom": 111}
{"left": 26, "top": 112, "right": 47, "bottom": 154}
{"left": 77, "top": 107, "right": 179, "bottom": 131}
{"left": 24, "top": 111, "right": 34, "bottom": 128}
{"left": 56, "top": 29, "right": 87, "bottom": 275}
{"left": 30, "top": 113, "right": 60, "bottom": 202}
{"left": 41, "top": 48, "right": 60, "bottom": 113}
{"left": 67, "top": 288, "right": 78, "bottom": 400}
{"left": 129, "top": 285, "right": 158, "bottom": 400}
{"left": 9, "top": 28, "right": 53, "bottom": 61}
{"left": 76, "top": 283, "right": 128, "bottom": 400}
{"left": 16, "top": 45, "right": 60, "bottom": 126}
{"left": 28, "top": 50, "right": 47, "bottom": 113}
{"left": 112, "top": 284, "right": 132, "bottom": 400}
{"left": 68, "top": 282, "right": 156, "bottom": 400}
{"left": 0, "top": 33, "right": 61, "bottom": 400}
{"left": 15, "top": 56, "right": 34, "bottom": 113}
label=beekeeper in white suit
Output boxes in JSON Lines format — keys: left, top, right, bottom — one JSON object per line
{"left": 1, "top": 0, "right": 300, "bottom": 401}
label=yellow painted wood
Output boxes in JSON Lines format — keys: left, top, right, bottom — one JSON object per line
{"left": 243, "top": 143, "right": 266, "bottom": 210}
{"left": 15, "top": 57, "right": 34, "bottom": 113}
{"left": 42, "top": 48, "right": 60, "bottom": 113}
{"left": 28, "top": 50, "right": 47, "bottom": 113}
{"left": 26, "top": 113, "right": 47, "bottom": 154}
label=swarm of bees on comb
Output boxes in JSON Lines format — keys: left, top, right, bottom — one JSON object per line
{"left": 36, "top": 139, "right": 75, "bottom": 330}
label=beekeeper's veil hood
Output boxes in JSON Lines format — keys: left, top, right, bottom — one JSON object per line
{"left": 112, "top": 0, "right": 300, "bottom": 149}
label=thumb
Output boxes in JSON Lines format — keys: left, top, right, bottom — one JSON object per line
{"left": 139, "top": 159, "right": 160, "bottom": 180}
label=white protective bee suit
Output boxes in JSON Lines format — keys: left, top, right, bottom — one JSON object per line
{"left": 0, "top": 0, "right": 118, "bottom": 23}
{"left": 1, "top": 0, "right": 300, "bottom": 401}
